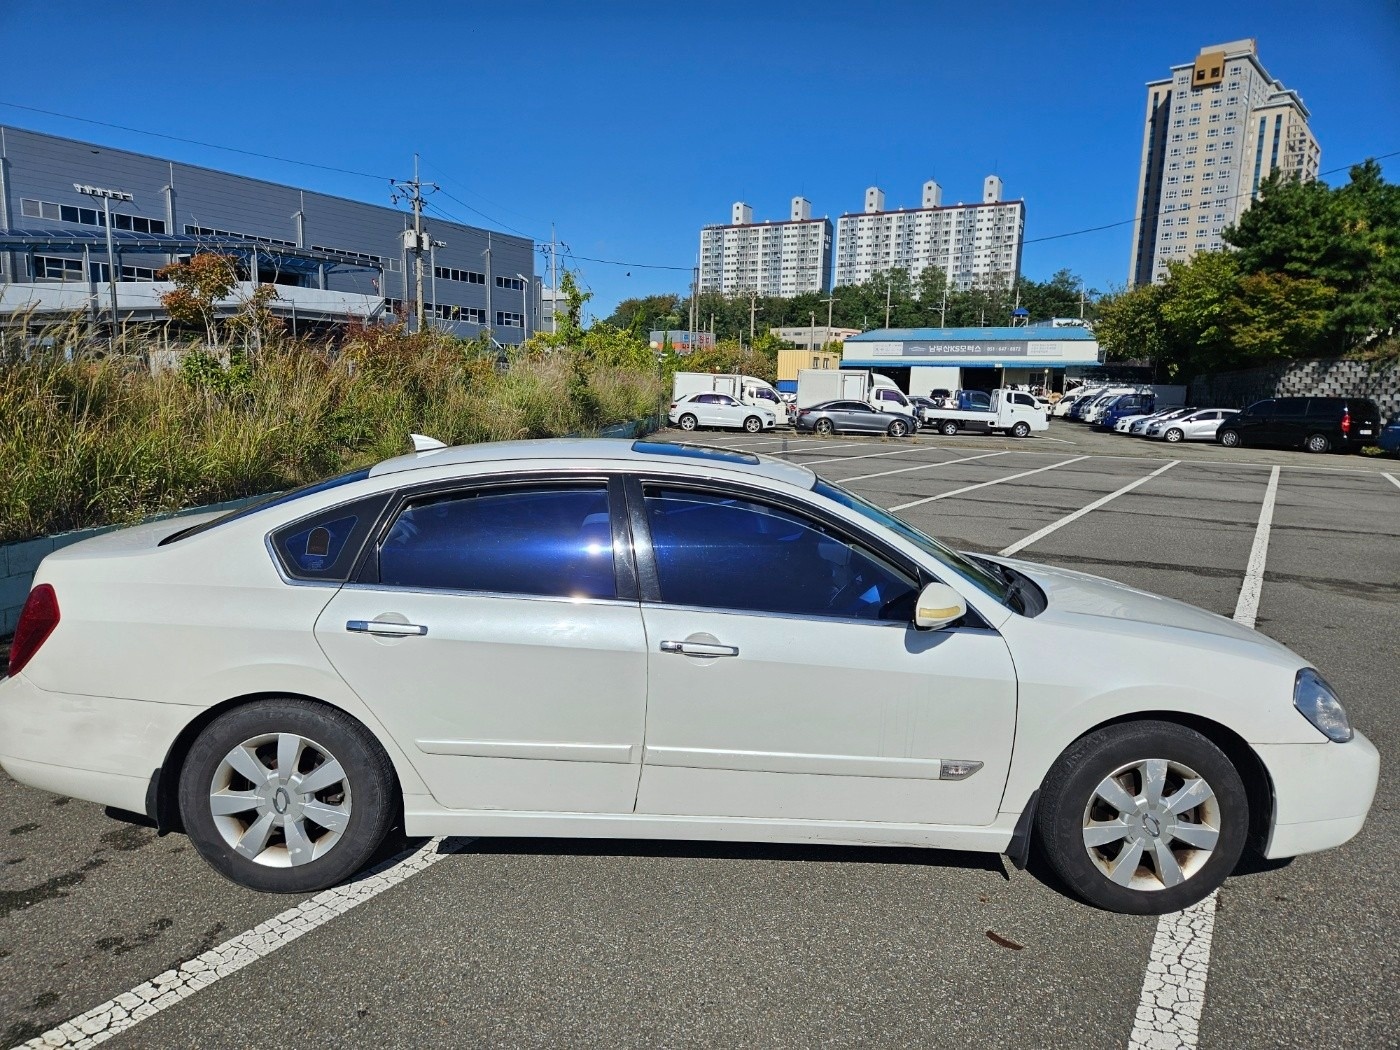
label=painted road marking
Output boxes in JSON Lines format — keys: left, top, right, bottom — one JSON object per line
{"left": 1232, "top": 465, "right": 1280, "bottom": 629}
{"left": 1127, "top": 465, "right": 1280, "bottom": 1050}
{"left": 839, "top": 450, "right": 1010, "bottom": 484}
{"left": 18, "top": 838, "right": 467, "bottom": 1050}
{"left": 889, "top": 456, "right": 1089, "bottom": 511}
{"left": 802, "top": 445, "right": 935, "bottom": 466}
{"left": 1384, "top": 472, "right": 1400, "bottom": 491}
{"left": 998, "top": 461, "right": 1180, "bottom": 557}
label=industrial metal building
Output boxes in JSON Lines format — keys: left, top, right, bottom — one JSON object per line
{"left": 841, "top": 323, "right": 1103, "bottom": 394}
{"left": 0, "top": 125, "right": 536, "bottom": 341}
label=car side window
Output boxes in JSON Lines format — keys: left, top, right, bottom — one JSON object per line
{"left": 1274, "top": 400, "right": 1308, "bottom": 418}
{"left": 378, "top": 485, "right": 616, "bottom": 599}
{"left": 693, "top": 393, "right": 715, "bottom": 404}
{"left": 641, "top": 486, "right": 919, "bottom": 622}
{"left": 271, "top": 492, "right": 391, "bottom": 582}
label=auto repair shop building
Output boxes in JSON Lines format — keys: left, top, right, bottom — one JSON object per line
{"left": 841, "top": 324, "right": 1103, "bottom": 394}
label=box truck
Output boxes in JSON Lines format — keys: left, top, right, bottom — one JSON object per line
{"left": 795, "top": 370, "right": 917, "bottom": 418}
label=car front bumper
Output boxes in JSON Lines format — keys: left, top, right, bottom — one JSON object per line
{"left": 0, "top": 672, "right": 198, "bottom": 815}
{"left": 1257, "top": 729, "right": 1380, "bottom": 859}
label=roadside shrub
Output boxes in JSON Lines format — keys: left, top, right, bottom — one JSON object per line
{"left": 0, "top": 323, "right": 663, "bottom": 544}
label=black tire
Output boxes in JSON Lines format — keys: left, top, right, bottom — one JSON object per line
{"left": 1034, "top": 720, "right": 1248, "bottom": 914}
{"left": 1164, "top": 428, "right": 1184, "bottom": 443}
{"left": 886, "top": 418, "right": 910, "bottom": 438}
{"left": 179, "top": 699, "right": 397, "bottom": 894}
{"left": 1304, "top": 432, "right": 1331, "bottom": 454}
{"left": 814, "top": 418, "right": 834, "bottom": 436}
{"left": 1218, "top": 429, "right": 1242, "bottom": 448}
{"left": 939, "top": 420, "right": 959, "bottom": 436}
{"left": 1011, "top": 421, "right": 1032, "bottom": 438}
{"left": 743, "top": 415, "right": 763, "bottom": 434}
{"left": 678, "top": 414, "right": 698, "bottom": 432}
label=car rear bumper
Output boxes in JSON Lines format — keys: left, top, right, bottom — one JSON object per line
{"left": 1257, "top": 729, "right": 1380, "bottom": 859}
{"left": 0, "top": 673, "right": 198, "bottom": 814}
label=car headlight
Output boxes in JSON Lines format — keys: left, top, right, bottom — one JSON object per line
{"left": 1294, "top": 668, "right": 1353, "bottom": 742}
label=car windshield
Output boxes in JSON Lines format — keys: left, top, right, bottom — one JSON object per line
{"left": 813, "top": 478, "right": 1013, "bottom": 606}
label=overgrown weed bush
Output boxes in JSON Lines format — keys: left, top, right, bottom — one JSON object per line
{"left": 1, "top": 322, "right": 663, "bottom": 544}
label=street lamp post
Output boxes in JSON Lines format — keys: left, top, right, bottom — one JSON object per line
{"left": 515, "top": 273, "right": 530, "bottom": 342}
{"left": 74, "top": 183, "right": 132, "bottom": 336}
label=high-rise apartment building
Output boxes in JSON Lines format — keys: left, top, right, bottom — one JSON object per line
{"left": 697, "top": 197, "right": 832, "bottom": 297}
{"left": 833, "top": 177, "right": 1025, "bottom": 291}
{"left": 1129, "top": 39, "right": 1320, "bottom": 285}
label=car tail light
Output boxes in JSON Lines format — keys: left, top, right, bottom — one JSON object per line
{"left": 1341, "top": 409, "right": 1351, "bottom": 435}
{"left": 9, "top": 584, "right": 60, "bottom": 677}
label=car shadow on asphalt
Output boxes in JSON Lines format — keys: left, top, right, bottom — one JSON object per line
{"left": 434, "top": 835, "right": 1012, "bottom": 879}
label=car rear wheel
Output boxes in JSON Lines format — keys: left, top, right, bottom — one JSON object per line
{"left": 1034, "top": 721, "right": 1247, "bottom": 914}
{"left": 678, "top": 414, "right": 698, "bottom": 431}
{"left": 1305, "top": 433, "right": 1331, "bottom": 454}
{"left": 814, "top": 418, "right": 834, "bottom": 436}
{"left": 179, "top": 699, "right": 396, "bottom": 893}
{"left": 743, "top": 415, "right": 763, "bottom": 434}
{"left": 1164, "top": 428, "right": 1184, "bottom": 443}
{"left": 1011, "top": 421, "right": 1031, "bottom": 438}
{"left": 939, "top": 420, "right": 959, "bottom": 436}
{"left": 1218, "top": 429, "right": 1242, "bottom": 448}
{"left": 886, "top": 418, "right": 910, "bottom": 438}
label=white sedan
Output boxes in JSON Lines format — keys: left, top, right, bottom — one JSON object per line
{"left": 668, "top": 392, "right": 776, "bottom": 433}
{"left": 0, "top": 439, "right": 1378, "bottom": 913}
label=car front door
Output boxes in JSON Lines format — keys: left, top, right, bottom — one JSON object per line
{"left": 314, "top": 477, "right": 648, "bottom": 814}
{"left": 1184, "top": 410, "right": 1220, "bottom": 440}
{"left": 1234, "top": 400, "right": 1272, "bottom": 444}
{"left": 844, "top": 402, "right": 888, "bottom": 433}
{"left": 628, "top": 480, "right": 1018, "bottom": 827}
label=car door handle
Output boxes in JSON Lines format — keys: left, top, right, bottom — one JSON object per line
{"left": 347, "top": 620, "right": 429, "bottom": 637}
{"left": 659, "top": 640, "right": 739, "bottom": 658}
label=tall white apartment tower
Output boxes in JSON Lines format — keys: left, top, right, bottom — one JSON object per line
{"left": 698, "top": 197, "right": 833, "bottom": 297}
{"left": 833, "top": 179, "right": 1025, "bottom": 291}
{"left": 1129, "top": 39, "right": 1320, "bottom": 285}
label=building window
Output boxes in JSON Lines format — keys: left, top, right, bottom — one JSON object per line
{"left": 435, "top": 266, "right": 485, "bottom": 284}
{"left": 23, "top": 198, "right": 167, "bottom": 234}
{"left": 33, "top": 255, "right": 84, "bottom": 281}
{"left": 495, "top": 276, "right": 525, "bottom": 291}
{"left": 495, "top": 310, "right": 523, "bottom": 328}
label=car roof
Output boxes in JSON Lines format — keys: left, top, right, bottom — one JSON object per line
{"left": 369, "top": 437, "right": 817, "bottom": 489}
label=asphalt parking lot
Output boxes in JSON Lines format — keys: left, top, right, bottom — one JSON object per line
{"left": 3, "top": 423, "right": 1397, "bottom": 1049}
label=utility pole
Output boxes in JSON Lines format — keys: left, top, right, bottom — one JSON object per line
{"left": 884, "top": 278, "right": 893, "bottom": 329}
{"left": 389, "top": 155, "right": 438, "bottom": 333}
{"left": 749, "top": 291, "right": 758, "bottom": 344}
{"left": 550, "top": 222, "right": 558, "bottom": 334}
{"left": 809, "top": 310, "right": 817, "bottom": 353}
{"left": 819, "top": 295, "right": 837, "bottom": 348}
{"left": 74, "top": 183, "right": 131, "bottom": 339}
{"left": 689, "top": 266, "right": 699, "bottom": 342}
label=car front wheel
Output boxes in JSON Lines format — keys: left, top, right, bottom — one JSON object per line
{"left": 1218, "top": 429, "right": 1242, "bottom": 448}
{"left": 179, "top": 699, "right": 397, "bottom": 893}
{"left": 1164, "top": 428, "right": 1184, "bottom": 443}
{"left": 743, "top": 415, "right": 763, "bottom": 434}
{"left": 886, "top": 418, "right": 909, "bottom": 438}
{"left": 1011, "top": 421, "right": 1031, "bottom": 438}
{"left": 1034, "top": 721, "right": 1248, "bottom": 914}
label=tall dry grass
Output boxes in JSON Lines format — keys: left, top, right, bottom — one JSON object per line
{"left": 1, "top": 326, "right": 663, "bottom": 544}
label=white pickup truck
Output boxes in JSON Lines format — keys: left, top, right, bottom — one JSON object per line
{"left": 921, "top": 389, "right": 1049, "bottom": 438}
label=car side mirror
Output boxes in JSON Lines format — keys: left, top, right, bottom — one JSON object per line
{"left": 914, "top": 582, "right": 967, "bottom": 630}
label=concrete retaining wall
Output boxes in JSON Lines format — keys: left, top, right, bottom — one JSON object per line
{"left": 1188, "top": 358, "right": 1400, "bottom": 418}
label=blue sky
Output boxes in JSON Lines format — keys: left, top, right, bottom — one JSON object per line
{"left": 2, "top": 1, "right": 1396, "bottom": 319}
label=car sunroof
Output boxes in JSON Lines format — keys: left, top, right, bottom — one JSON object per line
{"left": 631, "top": 440, "right": 760, "bottom": 465}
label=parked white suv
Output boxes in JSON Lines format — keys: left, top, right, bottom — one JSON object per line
{"left": 669, "top": 392, "right": 776, "bottom": 433}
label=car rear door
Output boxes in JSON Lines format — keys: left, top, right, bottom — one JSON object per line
{"left": 627, "top": 479, "right": 1017, "bottom": 828}
{"left": 313, "top": 476, "right": 648, "bottom": 814}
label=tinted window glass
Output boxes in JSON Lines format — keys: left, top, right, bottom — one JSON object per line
{"left": 1305, "top": 399, "right": 1343, "bottom": 418}
{"left": 379, "top": 486, "right": 615, "bottom": 599}
{"left": 643, "top": 487, "right": 918, "bottom": 622}
{"left": 270, "top": 492, "right": 391, "bottom": 582}
{"left": 1243, "top": 399, "right": 1275, "bottom": 416}
{"left": 1274, "top": 399, "right": 1308, "bottom": 418}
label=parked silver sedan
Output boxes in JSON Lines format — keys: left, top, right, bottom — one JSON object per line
{"left": 1145, "top": 409, "right": 1239, "bottom": 443}
{"left": 1129, "top": 407, "right": 1195, "bottom": 436}
{"left": 793, "top": 400, "right": 913, "bottom": 437}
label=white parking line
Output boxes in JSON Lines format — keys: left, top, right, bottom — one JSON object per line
{"left": 802, "top": 445, "right": 934, "bottom": 466}
{"left": 19, "top": 838, "right": 466, "bottom": 1049}
{"left": 889, "top": 456, "right": 1089, "bottom": 511}
{"left": 998, "top": 461, "right": 1180, "bottom": 557}
{"left": 1384, "top": 472, "right": 1400, "bottom": 491}
{"left": 1127, "top": 465, "right": 1281, "bottom": 1050}
{"left": 764, "top": 441, "right": 868, "bottom": 457}
{"left": 1232, "top": 465, "right": 1280, "bottom": 629}
{"left": 839, "top": 450, "right": 1011, "bottom": 484}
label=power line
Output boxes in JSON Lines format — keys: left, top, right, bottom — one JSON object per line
{"left": 0, "top": 100, "right": 391, "bottom": 181}
{"left": 1024, "top": 148, "right": 1400, "bottom": 247}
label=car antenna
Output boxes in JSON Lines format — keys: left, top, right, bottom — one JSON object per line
{"left": 410, "top": 433, "right": 447, "bottom": 453}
